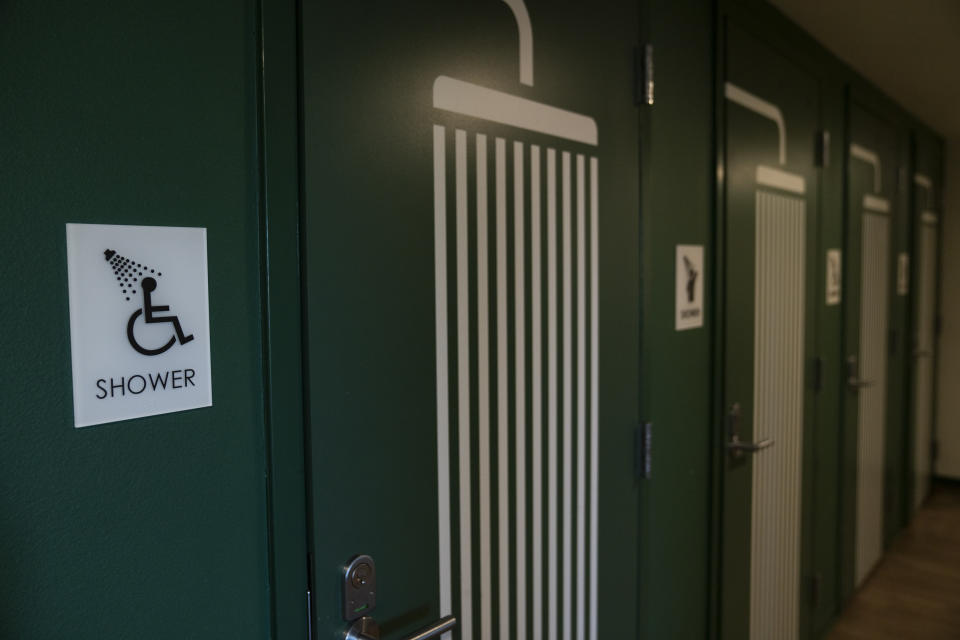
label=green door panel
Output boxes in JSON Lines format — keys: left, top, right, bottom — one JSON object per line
{"left": 0, "top": 1, "right": 272, "bottom": 638}
{"left": 882, "top": 123, "right": 912, "bottom": 549}
{"left": 906, "top": 130, "right": 943, "bottom": 516}
{"left": 720, "top": 21, "right": 819, "bottom": 640}
{"left": 839, "top": 99, "right": 901, "bottom": 600}
{"left": 637, "top": 0, "right": 715, "bottom": 637}
{"left": 809, "top": 82, "right": 846, "bottom": 638}
{"left": 300, "top": 1, "right": 641, "bottom": 638}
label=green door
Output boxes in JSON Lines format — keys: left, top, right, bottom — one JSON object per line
{"left": 839, "top": 101, "right": 900, "bottom": 598}
{"left": 907, "top": 133, "right": 942, "bottom": 513}
{"left": 719, "top": 23, "right": 819, "bottom": 640}
{"left": 299, "top": 1, "right": 642, "bottom": 638}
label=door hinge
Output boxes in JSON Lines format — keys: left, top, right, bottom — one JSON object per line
{"left": 936, "top": 314, "right": 943, "bottom": 337}
{"left": 636, "top": 422, "right": 653, "bottom": 479}
{"left": 889, "top": 328, "right": 898, "bottom": 356}
{"left": 816, "top": 130, "right": 831, "bottom": 168}
{"left": 812, "top": 356, "right": 823, "bottom": 392}
{"left": 634, "top": 44, "right": 654, "bottom": 106}
{"left": 810, "top": 573, "right": 822, "bottom": 607}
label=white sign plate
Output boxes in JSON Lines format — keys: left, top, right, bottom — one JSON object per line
{"left": 676, "top": 244, "right": 704, "bottom": 331}
{"left": 826, "top": 248, "right": 842, "bottom": 306}
{"left": 66, "top": 223, "right": 212, "bottom": 428}
{"left": 897, "top": 252, "right": 910, "bottom": 296}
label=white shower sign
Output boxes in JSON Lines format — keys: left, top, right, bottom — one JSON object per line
{"left": 676, "top": 244, "right": 704, "bottom": 331}
{"left": 65, "top": 223, "right": 212, "bottom": 428}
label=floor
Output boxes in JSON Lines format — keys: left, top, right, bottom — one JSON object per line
{"left": 828, "top": 481, "right": 960, "bottom": 640}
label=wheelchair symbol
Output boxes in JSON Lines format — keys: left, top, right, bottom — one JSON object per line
{"left": 126, "top": 277, "right": 194, "bottom": 356}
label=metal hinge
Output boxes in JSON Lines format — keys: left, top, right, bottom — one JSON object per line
{"left": 816, "top": 130, "right": 831, "bottom": 167}
{"left": 635, "top": 44, "right": 654, "bottom": 106}
{"left": 636, "top": 422, "right": 653, "bottom": 479}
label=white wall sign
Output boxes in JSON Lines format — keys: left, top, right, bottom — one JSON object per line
{"left": 897, "top": 252, "right": 910, "bottom": 296}
{"left": 676, "top": 244, "right": 704, "bottom": 331}
{"left": 826, "top": 248, "right": 842, "bottom": 305}
{"left": 66, "top": 223, "right": 212, "bottom": 428}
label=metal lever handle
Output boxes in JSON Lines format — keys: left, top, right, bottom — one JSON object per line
{"left": 346, "top": 615, "right": 457, "bottom": 640}
{"left": 845, "top": 355, "right": 874, "bottom": 390}
{"left": 727, "top": 438, "right": 774, "bottom": 453}
{"left": 725, "top": 402, "right": 773, "bottom": 460}
{"left": 402, "top": 616, "right": 457, "bottom": 640}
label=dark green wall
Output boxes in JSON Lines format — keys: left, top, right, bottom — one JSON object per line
{"left": 0, "top": 1, "right": 294, "bottom": 637}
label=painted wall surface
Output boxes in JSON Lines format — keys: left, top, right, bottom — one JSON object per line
{"left": 0, "top": 1, "right": 276, "bottom": 637}
{"left": 935, "top": 140, "right": 960, "bottom": 479}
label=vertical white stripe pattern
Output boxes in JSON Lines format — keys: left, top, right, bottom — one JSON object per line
{"left": 433, "top": 127, "right": 600, "bottom": 640}
{"left": 575, "top": 154, "right": 587, "bottom": 640}
{"left": 914, "top": 223, "right": 937, "bottom": 509}
{"left": 455, "top": 129, "right": 474, "bottom": 640}
{"left": 547, "top": 147, "right": 559, "bottom": 640}
{"left": 531, "top": 144, "right": 544, "bottom": 640}
{"left": 561, "top": 150, "right": 573, "bottom": 640}
{"left": 514, "top": 141, "right": 528, "bottom": 640}
{"left": 855, "top": 212, "right": 890, "bottom": 585}
{"left": 477, "top": 133, "right": 492, "bottom": 640}
{"left": 749, "top": 190, "right": 805, "bottom": 640}
{"left": 432, "top": 125, "right": 453, "bottom": 633}
{"left": 588, "top": 157, "right": 599, "bottom": 640}
{"left": 496, "top": 137, "right": 511, "bottom": 640}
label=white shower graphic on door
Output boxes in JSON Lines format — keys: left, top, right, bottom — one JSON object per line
{"left": 431, "top": 2, "right": 600, "bottom": 639}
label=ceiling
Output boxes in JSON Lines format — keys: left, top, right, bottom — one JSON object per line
{"left": 766, "top": 0, "right": 960, "bottom": 138}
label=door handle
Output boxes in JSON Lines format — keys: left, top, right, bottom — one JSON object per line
{"left": 342, "top": 554, "right": 457, "bottom": 640}
{"left": 726, "top": 402, "right": 775, "bottom": 460}
{"left": 345, "top": 615, "right": 457, "bottom": 640}
{"left": 401, "top": 616, "right": 458, "bottom": 640}
{"left": 845, "top": 355, "right": 874, "bottom": 390}
{"left": 727, "top": 438, "right": 775, "bottom": 455}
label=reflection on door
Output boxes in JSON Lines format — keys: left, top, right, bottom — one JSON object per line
{"left": 431, "top": 2, "right": 600, "bottom": 638}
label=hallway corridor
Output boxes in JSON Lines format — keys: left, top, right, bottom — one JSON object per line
{"left": 828, "top": 482, "right": 960, "bottom": 639}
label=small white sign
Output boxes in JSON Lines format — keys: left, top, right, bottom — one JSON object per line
{"left": 66, "top": 223, "right": 212, "bottom": 428}
{"left": 826, "top": 249, "right": 842, "bottom": 306}
{"left": 676, "top": 244, "right": 704, "bottom": 331}
{"left": 897, "top": 252, "right": 910, "bottom": 296}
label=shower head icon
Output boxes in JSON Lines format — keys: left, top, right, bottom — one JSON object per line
{"left": 102, "top": 248, "right": 162, "bottom": 302}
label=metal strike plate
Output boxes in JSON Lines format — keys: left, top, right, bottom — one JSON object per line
{"left": 343, "top": 555, "right": 377, "bottom": 622}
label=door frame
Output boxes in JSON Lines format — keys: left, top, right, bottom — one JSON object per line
{"left": 258, "top": 0, "right": 310, "bottom": 638}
